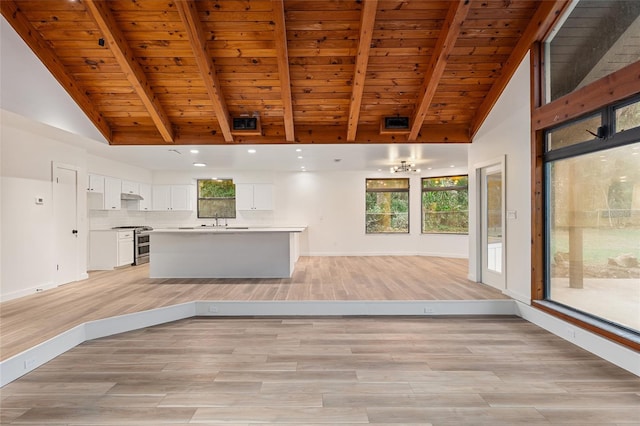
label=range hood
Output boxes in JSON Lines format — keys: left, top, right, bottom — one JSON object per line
{"left": 121, "top": 193, "right": 144, "bottom": 201}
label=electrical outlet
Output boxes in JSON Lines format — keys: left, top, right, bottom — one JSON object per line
{"left": 24, "top": 357, "right": 37, "bottom": 370}
{"left": 424, "top": 307, "right": 435, "bottom": 314}
{"left": 208, "top": 305, "right": 218, "bottom": 313}
{"left": 566, "top": 328, "right": 576, "bottom": 339}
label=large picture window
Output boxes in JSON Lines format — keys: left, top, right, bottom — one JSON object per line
{"left": 197, "top": 179, "right": 236, "bottom": 219}
{"left": 365, "top": 178, "right": 409, "bottom": 234}
{"left": 421, "top": 176, "right": 468, "bottom": 234}
{"left": 545, "top": 97, "right": 640, "bottom": 334}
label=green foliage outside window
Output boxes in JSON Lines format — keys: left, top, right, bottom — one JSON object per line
{"left": 197, "top": 179, "right": 236, "bottom": 218}
{"left": 366, "top": 178, "right": 409, "bottom": 233}
{"left": 422, "top": 176, "right": 468, "bottom": 234}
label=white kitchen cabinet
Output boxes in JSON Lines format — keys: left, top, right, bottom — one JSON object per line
{"left": 121, "top": 180, "right": 139, "bottom": 196}
{"left": 89, "top": 230, "right": 133, "bottom": 270}
{"left": 87, "top": 174, "right": 105, "bottom": 193}
{"left": 104, "top": 177, "right": 122, "bottom": 210}
{"left": 152, "top": 185, "right": 193, "bottom": 211}
{"left": 236, "top": 183, "right": 273, "bottom": 210}
{"left": 138, "top": 183, "right": 152, "bottom": 211}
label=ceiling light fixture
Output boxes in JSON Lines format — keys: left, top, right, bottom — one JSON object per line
{"left": 190, "top": 149, "right": 199, "bottom": 154}
{"left": 193, "top": 162, "right": 206, "bottom": 167}
{"left": 390, "top": 160, "right": 420, "bottom": 174}
{"left": 248, "top": 149, "right": 257, "bottom": 154}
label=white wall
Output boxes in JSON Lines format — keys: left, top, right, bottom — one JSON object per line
{"left": 468, "top": 55, "right": 532, "bottom": 303}
{"left": 145, "top": 168, "right": 469, "bottom": 257}
{"left": 1, "top": 111, "right": 88, "bottom": 301}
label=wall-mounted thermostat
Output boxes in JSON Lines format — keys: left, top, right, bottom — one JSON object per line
{"left": 35, "top": 197, "right": 44, "bottom": 205}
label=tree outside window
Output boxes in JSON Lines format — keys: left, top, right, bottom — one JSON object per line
{"left": 422, "top": 176, "right": 468, "bottom": 234}
{"left": 197, "top": 179, "right": 236, "bottom": 219}
{"left": 365, "top": 178, "right": 409, "bottom": 233}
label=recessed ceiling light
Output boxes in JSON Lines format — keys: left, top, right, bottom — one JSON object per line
{"left": 190, "top": 149, "right": 199, "bottom": 154}
{"left": 193, "top": 162, "right": 206, "bottom": 167}
{"left": 450, "top": 165, "right": 455, "bottom": 168}
{"left": 300, "top": 166, "right": 306, "bottom": 169}
{"left": 248, "top": 149, "right": 256, "bottom": 154}
{"left": 297, "top": 156, "right": 303, "bottom": 159}
{"left": 427, "top": 167, "right": 433, "bottom": 170}
{"left": 296, "top": 148, "right": 302, "bottom": 152}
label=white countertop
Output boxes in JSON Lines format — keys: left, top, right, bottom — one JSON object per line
{"left": 150, "top": 226, "right": 306, "bottom": 233}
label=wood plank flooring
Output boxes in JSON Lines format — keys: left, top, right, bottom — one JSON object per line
{"left": 2, "top": 317, "right": 639, "bottom": 425}
{"left": 0, "top": 256, "right": 508, "bottom": 361}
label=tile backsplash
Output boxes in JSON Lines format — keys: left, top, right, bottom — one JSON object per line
{"left": 88, "top": 206, "right": 275, "bottom": 230}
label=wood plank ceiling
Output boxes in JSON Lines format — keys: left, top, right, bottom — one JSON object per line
{"left": 1, "top": 0, "right": 567, "bottom": 145}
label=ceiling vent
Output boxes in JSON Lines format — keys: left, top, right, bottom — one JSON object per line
{"left": 231, "top": 116, "right": 262, "bottom": 135}
{"left": 380, "top": 116, "right": 410, "bottom": 134}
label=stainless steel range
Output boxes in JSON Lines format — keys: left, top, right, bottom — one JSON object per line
{"left": 112, "top": 226, "right": 153, "bottom": 265}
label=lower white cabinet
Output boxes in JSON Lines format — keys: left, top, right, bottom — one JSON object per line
{"left": 89, "top": 230, "right": 133, "bottom": 270}
{"left": 152, "top": 185, "right": 193, "bottom": 211}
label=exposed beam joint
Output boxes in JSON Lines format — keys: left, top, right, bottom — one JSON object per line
{"left": 176, "top": 0, "right": 234, "bottom": 143}
{"left": 469, "top": 0, "right": 571, "bottom": 139}
{"left": 347, "top": 0, "right": 378, "bottom": 142}
{"left": 83, "top": 0, "right": 174, "bottom": 143}
{"left": 272, "top": 0, "right": 295, "bottom": 142}
{"left": 408, "top": 0, "right": 471, "bottom": 141}
{"left": 0, "top": 1, "right": 113, "bottom": 142}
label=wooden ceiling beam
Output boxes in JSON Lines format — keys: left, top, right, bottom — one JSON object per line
{"left": 469, "top": 0, "right": 572, "bottom": 139}
{"left": 110, "top": 124, "right": 471, "bottom": 145}
{"left": 0, "top": 1, "right": 112, "bottom": 142}
{"left": 83, "top": 0, "right": 174, "bottom": 143}
{"left": 175, "top": 0, "right": 234, "bottom": 143}
{"left": 347, "top": 0, "right": 378, "bottom": 142}
{"left": 272, "top": 0, "right": 295, "bottom": 142}
{"left": 408, "top": 0, "right": 472, "bottom": 142}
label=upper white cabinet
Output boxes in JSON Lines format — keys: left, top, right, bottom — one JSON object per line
{"left": 121, "top": 180, "right": 140, "bottom": 196}
{"left": 152, "top": 185, "right": 193, "bottom": 211}
{"left": 138, "top": 183, "right": 152, "bottom": 211}
{"left": 236, "top": 183, "right": 273, "bottom": 210}
{"left": 87, "top": 174, "right": 105, "bottom": 193}
{"left": 104, "top": 177, "right": 122, "bottom": 210}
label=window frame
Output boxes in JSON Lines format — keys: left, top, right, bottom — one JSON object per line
{"left": 541, "top": 94, "right": 640, "bottom": 343}
{"left": 365, "top": 178, "right": 410, "bottom": 234}
{"left": 196, "top": 178, "right": 237, "bottom": 219}
{"left": 421, "top": 175, "right": 469, "bottom": 235}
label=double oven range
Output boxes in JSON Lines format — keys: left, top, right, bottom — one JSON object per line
{"left": 112, "top": 226, "right": 153, "bottom": 265}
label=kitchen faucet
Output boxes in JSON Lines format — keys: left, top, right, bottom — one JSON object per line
{"left": 214, "top": 214, "right": 218, "bottom": 227}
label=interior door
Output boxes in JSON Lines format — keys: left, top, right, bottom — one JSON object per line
{"left": 480, "top": 164, "right": 505, "bottom": 290}
{"left": 53, "top": 164, "right": 79, "bottom": 285}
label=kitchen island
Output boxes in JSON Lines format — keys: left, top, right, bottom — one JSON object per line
{"left": 148, "top": 227, "right": 306, "bottom": 278}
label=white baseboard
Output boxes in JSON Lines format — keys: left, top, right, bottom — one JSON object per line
{"left": 0, "top": 281, "right": 57, "bottom": 302}
{"left": 1, "top": 299, "right": 637, "bottom": 388}
{"left": 516, "top": 302, "right": 640, "bottom": 377}
{"left": 303, "top": 251, "right": 468, "bottom": 258}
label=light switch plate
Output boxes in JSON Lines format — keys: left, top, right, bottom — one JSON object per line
{"left": 507, "top": 210, "right": 517, "bottom": 220}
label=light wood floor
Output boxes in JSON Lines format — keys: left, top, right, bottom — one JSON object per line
{"left": 0, "top": 256, "right": 507, "bottom": 361}
{"left": 2, "top": 316, "right": 639, "bottom": 425}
